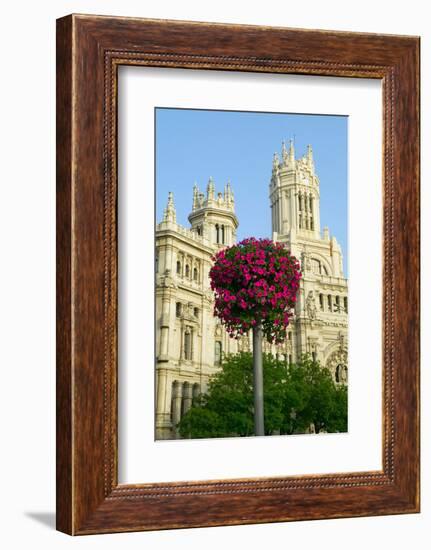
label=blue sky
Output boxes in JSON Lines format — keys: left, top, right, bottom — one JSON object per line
{"left": 155, "top": 108, "right": 348, "bottom": 274}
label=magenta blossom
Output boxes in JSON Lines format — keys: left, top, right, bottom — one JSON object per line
{"left": 209, "top": 237, "right": 301, "bottom": 344}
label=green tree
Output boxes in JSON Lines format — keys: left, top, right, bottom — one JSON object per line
{"left": 178, "top": 352, "right": 347, "bottom": 438}
{"left": 287, "top": 356, "right": 348, "bottom": 434}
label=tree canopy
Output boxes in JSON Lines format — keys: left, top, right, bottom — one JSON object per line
{"left": 178, "top": 353, "right": 347, "bottom": 439}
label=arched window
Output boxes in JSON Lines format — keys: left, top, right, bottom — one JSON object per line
{"left": 176, "top": 302, "right": 182, "bottom": 318}
{"left": 344, "top": 296, "right": 348, "bottom": 313}
{"left": 185, "top": 264, "right": 190, "bottom": 278}
{"left": 214, "top": 341, "right": 222, "bottom": 366}
{"left": 193, "top": 307, "right": 199, "bottom": 318}
{"left": 335, "top": 295, "right": 340, "bottom": 312}
{"left": 176, "top": 260, "right": 181, "bottom": 275}
{"left": 327, "top": 295, "right": 332, "bottom": 312}
{"left": 193, "top": 267, "right": 198, "bottom": 281}
{"left": 215, "top": 224, "right": 220, "bottom": 244}
{"left": 311, "top": 258, "right": 321, "bottom": 274}
{"left": 196, "top": 226, "right": 201, "bottom": 236}
{"left": 319, "top": 293, "right": 324, "bottom": 310}
{"left": 221, "top": 225, "right": 225, "bottom": 244}
{"left": 155, "top": 254, "right": 159, "bottom": 273}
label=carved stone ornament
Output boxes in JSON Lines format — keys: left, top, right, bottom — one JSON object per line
{"left": 306, "top": 290, "right": 317, "bottom": 320}
{"left": 325, "top": 347, "right": 348, "bottom": 383}
{"left": 159, "top": 269, "right": 177, "bottom": 289}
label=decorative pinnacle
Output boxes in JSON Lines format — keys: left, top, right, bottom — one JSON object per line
{"left": 225, "top": 180, "right": 234, "bottom": 207}
{"left": 207, "top": 176, "right": 215, "bottom": 200}
{"left": 192, "top": 182, "right": 199, "bottom": 211}
{"left": 281, "top": 140, "right": 288, "bottom": 164}
{"left": 307, "top": 144, "right": 314, "bottom": 170}
{"left": 163, "top": 191, "right": 176, "bottom": 222}
{"left": 288, "top": 138, "right": 295, "bottom": 165}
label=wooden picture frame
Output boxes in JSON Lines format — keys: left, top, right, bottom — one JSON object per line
{"left": 56, "top": 14, "right": 420, "bottom": 535}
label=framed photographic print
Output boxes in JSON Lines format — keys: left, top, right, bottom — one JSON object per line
{"left": 56, "top": 14, "right": 420, "bottom": 535}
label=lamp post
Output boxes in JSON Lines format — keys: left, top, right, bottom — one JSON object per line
{"left": 253, "top": 322, "right": 264, "bottom": 436}
{"left": 209, "top": 237, "right": 301, "bottom": 438}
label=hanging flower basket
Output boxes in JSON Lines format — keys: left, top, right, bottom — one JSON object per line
{"left": 209, "top": 237, "right": 301, "bottom": 344}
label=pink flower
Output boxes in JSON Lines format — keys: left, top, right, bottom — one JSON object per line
{"left": 209, "top": 237, "right": 301, "bottom": 344}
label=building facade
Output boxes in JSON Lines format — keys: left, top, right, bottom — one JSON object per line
{"left": 155, "top": 141, "right": 348, "bottom": 439}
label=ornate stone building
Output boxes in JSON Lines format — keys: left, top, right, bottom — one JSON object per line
{"left": 155, "top": 141, "right": 348, "bottom": 439}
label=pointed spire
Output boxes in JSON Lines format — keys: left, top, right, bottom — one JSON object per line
{"left": 207, "top": 176, "right": 215, "bottom": 201}
{"left": 226, "top": 180, "right": 234, "bottom": 209}
{"left": 288, "top": 138, "right": 295, "bottom": 165}
{"left": 272, "top": 152, "right": 280, "bottom": 171}
{"left": 163, "top": 191, "right": 176, "bottom": 223}
{"left": 307, "top": 144, "right": 314, "bottom": 172}
{"left": 281, "top": 141, "right": 288, "bottom": 165}
{"left": 192, "top": 182, "right": 199, "bottom": 211}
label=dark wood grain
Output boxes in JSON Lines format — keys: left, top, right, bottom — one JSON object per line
{"left": 56, "top": 14, "right": 420, "bottom": 535}
{"left": 56, "top": 15, "right": 73, "bottom": 535}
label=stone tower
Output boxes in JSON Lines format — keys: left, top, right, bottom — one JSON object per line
{"left": 155, "top": 179, "right": 241, "bottom": 439}
{"left": 270, "top": 140, "right": 344, "bottom": 278}
{"left": 188, "top": 177, "right": 238, "bottom": 247}
{"left": 269, "top": 139, "right": 347, "bottom": 371}
{"left": 270, "top": 139, "right": 321, "bottom": 240}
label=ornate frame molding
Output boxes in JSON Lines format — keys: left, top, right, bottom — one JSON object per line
{"left": 57, "top": 15, "right": 419, "bottom": 534}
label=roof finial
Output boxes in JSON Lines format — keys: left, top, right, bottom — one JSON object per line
{"left": 163, "top": 191, "right": 176, "bottom": 222}
{"left": 288, "top": 137, "right": 295, "bottom": 165}
{"left": 281, "top": 140, "right": 288, "bottom": 164}
{"left": 207, "top": 176, "right": 215, "bottom": 201}
{"left": 307, "top": 144, "right": 314, "bottom": 171}
{"left": 192, "top": 182, "right": 199, "bottom": 211}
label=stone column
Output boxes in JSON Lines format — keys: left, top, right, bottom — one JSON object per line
{"left": 193, "top": 383, "right": 200, "bottom": 400}
{"left": 183, "top": 382, "right": 193, "bottom": 415}
{"left": 280, "top": 193, "right": 284, "bottom": 234}
{"left": 156, "top": 369, "right": 167, "bottom": 417}
{"left": 164, "top": 245, "right": 173, "bottom": 273}
{"left": 155, "top": 373, "right": 174, "bottom": 440}
{"left": 171, "top": 381, "right": 182, "bottom": 429}
{"left": 159, "top": 295, "right": 171, "bottom": 361}
{"left": 314, "top": 192, "right": 321, "bottom": 235}
{"left": 291, "top": 190, "right": 297, "bottom": 230}
{"left": 297, "top": 193, "right": 301, "bottom": 229}
{"left": 159, "top": 327, "right": 169, "bottom": 359}
{"left": 271, "top": 204, "right": 275, "bottom": 233}
{"left": 226, "top": 226, "right": 231, "bottom": 246}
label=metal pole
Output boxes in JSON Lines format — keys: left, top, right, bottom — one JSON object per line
{"left": 253, "top": 323, "right": 265, "bottom": 436}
